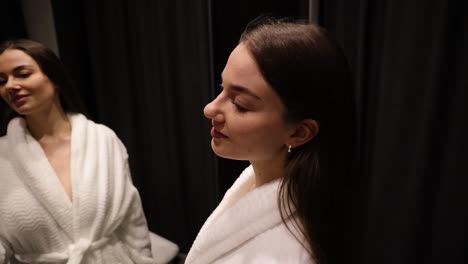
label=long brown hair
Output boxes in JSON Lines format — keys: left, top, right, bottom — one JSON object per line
{"left": 0, "top": 39, "right": 86, "bottom": 133}
{"left": 240, "top": 17, "right": 356, "bottom": 263}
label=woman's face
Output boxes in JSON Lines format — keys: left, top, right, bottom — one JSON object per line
{"left": 0, "top": 49, "right": 58, "bottom": 116}
{"left": 204, "top": 43, "right": 293, "bottom": 162}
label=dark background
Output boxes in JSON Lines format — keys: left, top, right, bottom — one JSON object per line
{"left": 1, "top": 0, "right": 467, "bottom": 263}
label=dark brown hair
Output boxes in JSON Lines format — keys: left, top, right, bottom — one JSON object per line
{"left": 240, "top": 17, "right": 356, "bottom": 263}
{"left": 0, "top": 39, "right": 86, "bottom": 131}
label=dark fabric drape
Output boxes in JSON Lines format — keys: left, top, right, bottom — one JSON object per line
{"left": 51, "top": 0, "right": 217, "bottom": 252}
{"left": 321, "top": 1, "right": 468, "bottom": 263}
{"left": 0, "top": 3, "right": 26, "bottom": 42}
{"left": 0, "top": 2, "right": 27, "bottom": 42}
{"left": 0, "top": 1, "right": 27, "bottom": 135}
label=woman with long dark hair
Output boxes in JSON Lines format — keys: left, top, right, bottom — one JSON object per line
{"left": 186, "top": 17, "right": 356, "bottom": 264}
{"left": 0, "top": 39, "right": 154, "bottom": 264}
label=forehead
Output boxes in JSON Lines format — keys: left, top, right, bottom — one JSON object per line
{"left": 223, "top": 43, "right": 286, "bottom": 112}
{"left": 223, "top": 44, "right": 263, "bottom": 82}
{"left": 223, "top": 44, "right": 271, "bottom": 95}
{"left": 0, "top": 49, "right": 38, "bottom": 72}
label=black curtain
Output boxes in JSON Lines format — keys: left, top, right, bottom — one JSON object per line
{"left": 321, "top": 1, "right": 468, "bottom": 263}
{"left": 51, "top": 0, "right": 217, "bottom": 252}
{"left": 0, "top": 2, "right": 26, "bottom": 42}
{"left": 0, "top": 1, "right": 27, "bottom": 135}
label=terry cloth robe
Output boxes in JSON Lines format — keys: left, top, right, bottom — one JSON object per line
{"left": 185, "top": 165, "right": 315, "bottom": 264}
{"left": 0, "top": 114, "right": 154, "bottom": 264}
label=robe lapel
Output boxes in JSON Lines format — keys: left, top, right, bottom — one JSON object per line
{"left": 7, "top": 118, "right": 74, "bottom": 239}
{"left": 67, "top": 113, "right": 109, "bottom": 240}
{"left": 187, "top": 166, "right": 290, "bottom": 264}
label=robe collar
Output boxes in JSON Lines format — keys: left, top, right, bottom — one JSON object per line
{"left": 186, "top": 165, "right": 294, "bottom": 264}
{"left": 6, "top": 114, "right": 87, "bottom": 239}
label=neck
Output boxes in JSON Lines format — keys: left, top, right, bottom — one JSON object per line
{"left": 25, "top": 104, "right": 71, "bottom": 141}
{"left": 250, "top": 154, "right": 287, "bottom": 187}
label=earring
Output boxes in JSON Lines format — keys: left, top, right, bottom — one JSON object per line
{"left": 288, "top": 145, "right": 292, "bottom": 153}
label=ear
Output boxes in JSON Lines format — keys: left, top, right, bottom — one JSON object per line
{"left": 287, "top": 119, "right": 319, "bottom": 148}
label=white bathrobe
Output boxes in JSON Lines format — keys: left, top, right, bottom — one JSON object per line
{"left": 186, "top": 166, "right": 314, "bottom": 264}
{"left": 0, "top": 114, "right": 154, "bottom": 264}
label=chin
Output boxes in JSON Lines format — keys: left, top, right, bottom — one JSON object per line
{"left": 13, "top": 108, "right": 32, "bottom": 116}
{"left": 9, "top": 103, "right": 31, "bottom": 115}
{"left": 211, "top": 145, "right": 228, "bottom": 159}
{"left": 211, "top": 146, "right": 247, "bottom": 161}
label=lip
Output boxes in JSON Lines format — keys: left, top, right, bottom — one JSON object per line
{"left": 11, "top": 95, "right": 29, "bottom": 106}
{"left": 211, "top": 127, "right": 228, "bottom": 139}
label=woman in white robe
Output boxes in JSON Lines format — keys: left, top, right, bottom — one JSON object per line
{"left": 186, "top": 17, "right": 356, "bottom": 264}
{"left": 186, "top": 166, "right": 312, "bottom": 264}
{"left": 0, "top": 39, "right": 154, "bottom": 264}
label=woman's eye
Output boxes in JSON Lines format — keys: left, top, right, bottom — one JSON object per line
{"left": 18, "top": 73, "right": 31, "bottom": 78}
{"left": 233, "top": 101, "right": 248, "bottom": 112}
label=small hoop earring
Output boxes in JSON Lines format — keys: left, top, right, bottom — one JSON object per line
{"left": 288, "top": 145, "right": 292, "bottom": 153}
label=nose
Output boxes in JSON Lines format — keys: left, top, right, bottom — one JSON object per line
{"left": 203, "top": 93, "right": 224, "bottom": 123}
{"left": 4, "top": 76, "right": 20, "bottom": 89}
{"left": 1, "top": 78, "right": 20, "bottom": 98}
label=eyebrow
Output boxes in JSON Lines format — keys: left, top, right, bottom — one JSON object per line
{"left": 13, "top": 65, "right": 34, "bottom": 71}
{"left": 0, "top": 65, "right": 33, "bottom": 75}
{"left": 228, "top": 84, "right": 262, "bottom": 101}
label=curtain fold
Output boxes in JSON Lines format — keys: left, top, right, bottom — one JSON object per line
{"left": 321, "top": 1, "right": 468, "bottom": 263}
{"left": 52, "top": 0, "right": 217, "bottom": 252}
{"left": 0, "top": 1, "right": 27, "bottom": 135}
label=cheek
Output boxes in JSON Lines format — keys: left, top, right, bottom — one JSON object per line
{"left": 35, "top": 81, "right": 57, "bottom": 98}
{"left": 231, "top": 117, "right": 287, "bottom": 145}
{"left": 0, "top": 91, "right": 10, "bottom": 104}
{"left": 232, "top": 120, "right": 259, "bottom": 135}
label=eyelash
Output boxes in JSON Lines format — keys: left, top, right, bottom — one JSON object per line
{"left": 219, "top": 83, "right": 249, "bottom": 113}
{"left": 232, "top": 100, "right": 248, "bottom": 112}
{"left": 18, "top": 73, "right": 30, "bottom": 78}
{"left": 0, "top": 73, "right": 31, "bottom": 84}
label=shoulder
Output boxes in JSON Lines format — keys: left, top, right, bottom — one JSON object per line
{"left": 71, "top": 113, "right": 123, "bottom": 142}
{"left": 221, "top": 221, "right": 314, "bottom": 264}
{"left": 93, "top": 121, "right": 128, "bottom": 156}
{"left": 258, "top": 222, "right": 313, "bottom": 261}
{"left": 95, "top": 122, "right": 121, "bottom": 143}
{"left": 80, "top": 114, "right": 119, "bottom": 138}
{"left": 95, "top": 123, "right": 127, "bottom": 153}
{"left": 70, "top": 113, "right": 129, "bottom": 156}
